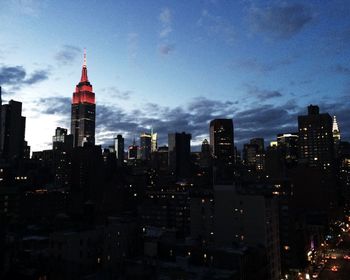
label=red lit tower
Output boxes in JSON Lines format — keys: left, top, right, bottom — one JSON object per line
{"left": 71, "top": 51, "right": 96, "bottom": 147}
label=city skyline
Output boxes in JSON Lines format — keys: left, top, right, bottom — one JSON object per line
{"left": 0, "top": 0, "right": 349, "bottom": 151}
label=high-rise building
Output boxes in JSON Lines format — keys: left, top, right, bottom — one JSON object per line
{"left": 250, "top": 138, "right": 264, "bottom": 152}
{"left": 128, "top": 138, "right": 138, "bottom": 160}
{"left": 53, "top": 127, "right": 73, "bottom": 150}
{"left": 52, "top": 127, "right": 73, "bottom": 187}
{"left": 168, "top": 132, "right": 191, "bottom": 179}
{"left": 0, "top": 100, "right": 26, "bottom": 161}
{"left": 140, "top": 133, "right": 152, "bottom": 161}
{"left": 209, "top": 119, "right": 234, "bottom": 161}
{"left": 114, "top": 134, "right": 124, "bottom": 164}
{"left": 243, "top": 138, "right": 266, "bottom": 171}
{"left": 298, "top": 105, "right": 334, "bottom": 170}
{"left": 71, "top": 51, "right": 96, "bottom": 147}
{"left": 332, "top": 116, "right": 340, "bottom": 144}
{"left": 214, "top": 185, "right": 281, "bottom": 280}
{"left": 209, "top": 119, "right": 234, "bottom": 182}
{"left": 151, "top": 129, "right": 158, "bottom": 152}
{"left": 277, "top": 133, "right": 299, "bottom": 165}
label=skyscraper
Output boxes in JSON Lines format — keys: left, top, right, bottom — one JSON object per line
{"left": 209, "top": 119, "right": 234, "bottom": 162}
{"left": 168, "top": 132, "right": 191, "bottom": 179}
{"left": 114, "top": 134, "right": 124, "bottom": 164}
{"left": 332, "top": 116, "right": 340, "bottom": 144}
{"left": 71, "top": 51, "right": 96, "bottom": 147}
{"left": 140, "top": 133, "right": 152, "bottom": 161}
{"left": 277, "top": 133, "right": 299, "bottom": 165}
{"left": 151, "top": 129, "right": 158, "bottom": 152}
{"left": 209, "top": 119, "right": 234, "bottom": 182}
{"left": 128, "top": 138, "right": 138, "bottom": 160}
{"left": 53, "top": 127, "right": 73, "bottom": 150}
{"left": 52, "top": 127, "right": 73, "bottom": 187}
{"left": 298, "top": 105, "right": 334, "bottom": 170}
{"left": 0, "top": 100, "right": 26, "bottom": 161}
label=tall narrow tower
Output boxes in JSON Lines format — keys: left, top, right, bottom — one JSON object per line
{"left": 71, "top": 51, "right": 96, "bottom": 147}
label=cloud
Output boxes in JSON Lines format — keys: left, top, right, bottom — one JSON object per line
{"left": 127, "top": 32, "right": 139, "bottom": 60}
{"left": 248, "top": 3, "right": 313, "bottom": 39}
{"left": 100, "top": 87, "right": 132, "bottom": 100}
{"left": 197, "top": 9, "right": 236, "bottom": 45}
{"left": 332, "top": 64, "right": 350, "bottom": 74}
{"left": 159, "top": 44, "right": 175, "bottom": 55}
{"left": 246, "top": 85, "right": 283, "bottom": 101}
{"left": 33, "top": 94, "right": 350, "bottom": 151}
{"left": 159, "top": 7, "right": 172, "bottom": 38}
{"left": 233, "top": 57, "right": 293, "bottom": 73}
{"left": 55, "top": 45, "right": 81, "bottom": 65}
{"left": 0, "top": 65, "right": 49, "bottom": 91}
{"left": 158, "top": 7, "right": 175, "bottom": 55}
{"left": 36, "top": 97, "right": 71, "bottom": 116}
{"left": 7, "top": 0, "right": 45, "bottom": 17}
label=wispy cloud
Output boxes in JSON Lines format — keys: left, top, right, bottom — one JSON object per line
{"left": 197, "top": 9, "right": 236, "bottom": 45}
{"left": 127, "top": 32, "right": 139, "bottom": 61}
{"left": 55, "top": 45, "right": 82, "bottom": 65}
{"left": 159, "top": 7, "right": 172, "bottom": 38}
{"left": 158, "top": 7, "right": 175, "bottom": 55}
{"left": 100, "top": 87, "right": 132, "bottom": 100}
{"left": 8, "top": 0, "right": 45, "bottom": 17}
{"left": 233, "top": 57, "right": 294, "bottom": 74}
{"left": 246, "top": 85, "right": 283, "bottom": 101}
{"left": 248, "top": 3, "right": 313, "bottom": 39}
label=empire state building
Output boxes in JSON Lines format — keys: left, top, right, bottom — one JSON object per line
{"left": 71, "top": 52, "right": 96, "bottom": 147}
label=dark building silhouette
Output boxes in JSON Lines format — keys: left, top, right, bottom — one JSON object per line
{"left": 209, "top": 119, "right": 234, "bottom": 182}
{"left": 52, "top": 127, "right": 73, "bottom": 187}
{"left": 114, "top": 134, "right": 124, "bottom": 165}
{"left": 53, "top": 127, "right": 73, "bottom": 150}
{"left": 243, "top": 138, "right": 265, "bottom": 172}
{"left": 71, "top": 52, "right": 96, "bottom": 147}
{"left": 277, "top": 133, "right": 299, "bottom": 166}
{"left": 298, "top": 105, "right": 334, "bottom": 170}
{"left": 140, "top": 133, "right": 152, "bottom": 161}
{"left": 168, "top": 132, "right": 191, "bottom": 179}
{"left": 128, "top": 138, "right": 138, "bottom": 160}
{"left": 250, "top": 138, "right": 264, "bottom": 152}
{"left": 0, "top": 100, "right": 26, "bottom": 161}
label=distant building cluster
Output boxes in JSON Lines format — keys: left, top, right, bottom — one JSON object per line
{"left": 1, "top": 56, "right": 350, "bottom": 280}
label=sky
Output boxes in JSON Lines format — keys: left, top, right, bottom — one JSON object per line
{"left": 0, "top": 0, "right": 349, "bottom": 151}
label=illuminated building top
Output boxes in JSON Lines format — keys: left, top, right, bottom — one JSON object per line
{"left": 72, "top": 50, "right": 95, "bottom": 105}
{"left": 333, "top": 115, "right": 341, "bottom": 141}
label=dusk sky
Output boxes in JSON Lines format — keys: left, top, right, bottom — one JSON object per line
{"left": 0, "top": 0, "right": 349, "bottom": 151}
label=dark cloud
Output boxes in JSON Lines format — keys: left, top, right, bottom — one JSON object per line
{"left": 234, "top": 57, "right": 293, "bottom": 73}
{"left": 100, "top": 87, "right": 132, "bottom": 100}
{"left": 0, "top": 65, "right": 49, "bottom": 91}
{"left": 37, "top": 97, "right": 71, "bottom": 116}
{"left": 332, "top": 64, "right": 350, "bottom": 74}
{"left": 0, "top": 66, "right": 26, "bottom": 85}
{"left": 24, "top": 70, "right": 49, "bottom": 84}
{"left": 55, "top": 45, "right": 81, "bottom": 65}
{"left": 248, "top": 3, "right": 313, "bottom": 39}
{"left": 247, "top": 86, "right": 283, "bottom": 101}
{"left": 159, "top": 44, "right": 175, "bottom": 55}
{"left": 35, "top": 95, "right": 350, "bottom": 150}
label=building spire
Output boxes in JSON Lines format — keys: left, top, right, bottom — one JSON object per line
{"left": 333, "top": 115, "right": 341, "bottom": 142}
{"left": 83, "top": 48, "right": 87, "bottom": 67}
{"left": 80, "top": 49, "right": 89, "bottom": 83}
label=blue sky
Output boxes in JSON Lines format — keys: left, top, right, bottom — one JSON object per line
{"left": 0, "top": 0, "right": 349, "bottom": 151}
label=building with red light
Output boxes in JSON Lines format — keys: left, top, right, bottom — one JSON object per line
{"left": 71, "top": 52, "right": 96, "bottom": 147}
